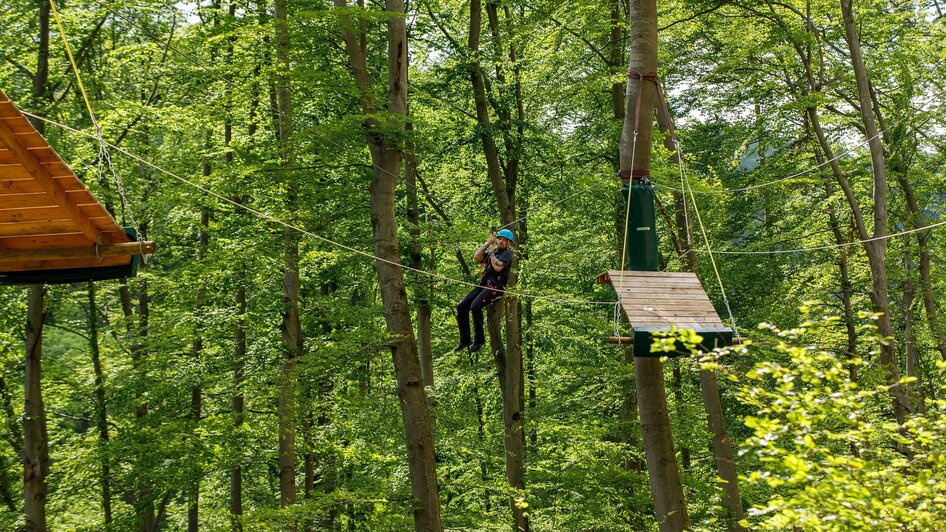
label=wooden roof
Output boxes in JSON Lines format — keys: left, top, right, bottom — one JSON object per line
{"left": 0, "top": 89, "right": 153, "bottom": 274}
{"left": 597, "top": 270, "right": 728, "bottom": 331}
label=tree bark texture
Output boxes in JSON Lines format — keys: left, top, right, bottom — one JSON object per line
{"left": 634, "top": 357, "right": 689, "bottom": 531}
{"left": 131, "top": 226, "right": 157, "bottom": 532}
{"left": 619, "top": 0, "right": 658, "bottom": 178}
{"left": 231, "top": 38, "right": 259, "bottom": 529}
{"left": 335, "top": 1, "right": 443, "bottom": 528}
{"left": 31, "top": 0, "right": 50, "bottom": 134}
{"left": 24, "top": 285, "right": 49, "bottom": 532}
{"left": 231, "top": 278, "right": 246, "bottom": 530}
{"left": 24, "top": 8, "right": 50, "bottom": 526}
{"left": 902, "top": 237, "right": 925, "bottom": 413}
{"left": 405, "top": 123, "right": 435, "bottom": 387}
{"left": 189, "top": 171, "right": 210, "bottom": 532}
{"left": 699, "top": 368, "right": 746, "bottom": 531}
{"left": 274, "top": 0, "right": 300, "bottom": 514}
{"left": 838, "top": 0, "right": 908, "bottom": 424}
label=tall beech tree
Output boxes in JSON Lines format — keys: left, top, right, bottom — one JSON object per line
{"left": 837, "top": 0, "right": 908, "bottom": 424}
{"left": 467, "top": 0, "right": 529, "bottom": 527}
{"left": 334, "top": 0, "right": 443, "bottom": 529}
{"left": 273, "top": 0, "right": 300, "bottom": 517}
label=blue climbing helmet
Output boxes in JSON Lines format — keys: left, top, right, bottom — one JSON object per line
{"left": 497, "top": 228, "right": 514, "bottom": 242}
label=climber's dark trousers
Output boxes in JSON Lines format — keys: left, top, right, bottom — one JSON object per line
{"left": 456, "top": 285, "right": 500, "bottom": 345}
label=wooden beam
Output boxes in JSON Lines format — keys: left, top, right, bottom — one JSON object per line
{"left": 0, "top": 116, "right": 103, "bottom": 242}
{"left": 608, "top": 336, "right": 635, "bottom": 345}
{"left": 0, "top": 241, "right": 155, "bottom": 263}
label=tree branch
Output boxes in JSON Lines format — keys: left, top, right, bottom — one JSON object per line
{"left": 1, "top": 54, "right": 34, "bottom": 80}
{"left": 660, "top": 2, "right": 728, "bottom": 32}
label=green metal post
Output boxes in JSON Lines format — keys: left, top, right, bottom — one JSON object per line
{"left": 622, "top": 180, "right": 658, "bottom": 271}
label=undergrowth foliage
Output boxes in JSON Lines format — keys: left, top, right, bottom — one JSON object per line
{"left": 674, "top": 310, "right": 946, "bottom": 531}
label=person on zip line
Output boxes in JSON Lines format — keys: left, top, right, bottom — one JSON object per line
{"left": 455, "top": 228, "right": 515, "bottom": 353}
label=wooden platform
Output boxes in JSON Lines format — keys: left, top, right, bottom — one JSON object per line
{"left": 598, "top": 270, "right": 727, "bottom": 330}
{"left": 597, "top": 270, "right": 733, "bottom": 355}
{"left": 0, "top": 89, "right": 153, "bottom": 277}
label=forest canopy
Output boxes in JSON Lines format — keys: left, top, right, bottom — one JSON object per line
{"left": 1, "top": 0, "right": 946, "bottom": 530}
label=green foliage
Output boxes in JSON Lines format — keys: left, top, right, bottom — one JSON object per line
{"left": 729, "top": 315, "right": 946, "bottom": 530}
{"left": 0, "top": 0, "right": 945, "bottom": 529}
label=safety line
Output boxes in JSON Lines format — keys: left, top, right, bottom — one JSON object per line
{"left": 692, "top": 220, "right": 946, "bottom": 255}
{"left": 49, "top": 0, "right": 96, "bottom": 130}
{"left": 24, "top": 110, "right": 618, "bottom": 307}
{"left": 653, "top": 100, "right": 933, "bottom": 196}
{"left": 615, "top": 129, "right": 637, "bottom": 341}
{"left": 657, "top": 106, "right": 739, "bottom": 336}
{"left": 83, "top": 0, "right": 578, "bottom": 241}
{"left": 49, "top": 0, "right": 141, "bottom": 234}
{"left": 679, "top": 143, "right": 739, "bottom": 337}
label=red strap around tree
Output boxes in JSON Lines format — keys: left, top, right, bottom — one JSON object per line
{"left": 621, "top": 68, "right": 677, "bottom": 162}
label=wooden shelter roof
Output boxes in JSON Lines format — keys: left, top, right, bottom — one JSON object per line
{"left": 597, "top": 270, "right": 727, "bottom": 331}
{"left": 0, "top": 89, "right": 153, "bottom": 275}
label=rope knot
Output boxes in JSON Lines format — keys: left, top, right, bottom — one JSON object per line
{"left": 627, "top": 68, "right": 659, "bottom": 84}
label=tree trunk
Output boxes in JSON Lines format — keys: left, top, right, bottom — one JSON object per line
{"left": 895, "top": 175, "right": 946, "bottom": 361}
{"left": 405, "top": 123, "right": 434, "bottom": 388}
{"left": 608, "top": 0, "right": 627, "bottom": 120}
{"left": 869, "top": 86, "right": 946, "bottom": 363}
{"left": 231, "top": 277, "right": 246, "bottom": 531}
{"left": 134, "top": 244, "right": 156, "bottom": 532}
{"left": 274, "top": 0, "right": 299, "bottom": 516}
{"left": 335, "top": 0, "right": 443, "bottom": 528}
{"left": 88, "top": 283, "right": 112, "bottom": 524}
{"left": 525, "top": 299, "right": 536, "bottom": 447}
{"left": 189, "top": 164, "right": 210, "bottom": 532}
{"left": 839, "top": 0, "right": 907, "bottom": 424}
{"left": 468, "top": 1, "right": 529, "bottom": 527}
{"left": 699, "top": 367, "right": 745, "bottom": 531}
{"left": 621, "top": 0, "right": 690, "bottom": 528}
{"left": 31, "top": 0, "right": 50, "bottom": 130}
{"left": 634, "top": 358, "right": 688, "bottom": 531}
{"left": 24, "top": 285, "right": 49, "bottom": 532}
{"left": 23, "top": 6, "right": 51, "bottom": 528}
{"left": 232, "top": 28, "right": 259, "bottom": 528}
{"left": 902, "top": 236, "right": 925, "bottom": 413}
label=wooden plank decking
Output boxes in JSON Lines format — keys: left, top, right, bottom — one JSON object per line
{"left": 597, "top": 270, "right": 727, "bottom": 331}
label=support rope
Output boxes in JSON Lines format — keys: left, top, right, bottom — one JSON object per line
{"left": 24, "top": 110, "right": 619, "bottom": 308}
{"left": 49, "top": 0, "right": 141, "bottom": 235}
{"left": 648, "top": 74, "right": 740, "bottom": 338}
